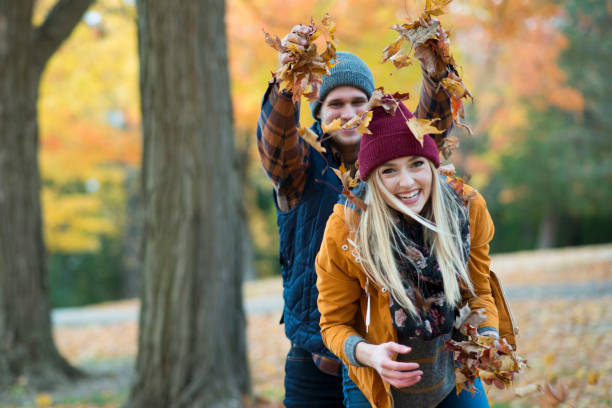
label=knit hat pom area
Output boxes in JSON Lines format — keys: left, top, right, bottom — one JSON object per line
{"left": 358, "top": 102, "right": 440, "bottom": 181}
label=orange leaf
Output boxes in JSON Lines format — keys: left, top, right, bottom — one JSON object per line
{"left": 298, "top": 127, "right": 326, "bottom": 153}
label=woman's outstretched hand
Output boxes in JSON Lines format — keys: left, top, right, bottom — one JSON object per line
{"left": 355, "top": 342, "right": 423, "bottom": 388}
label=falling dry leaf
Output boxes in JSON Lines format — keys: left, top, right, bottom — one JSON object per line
{"left": 322, "top": 118, "right": 342, "bottom": 134}
{"left": 342, "top": 111, "right": 373, "bottom": 134}
{"left": 366, "top": 87, "right": 410, "bottom": 115}
{"left": 406, "top": 117, "right": 445, "bottom": 146}
{"left": 390, "top": 53, "right": 413, "bottom": 70}
{"left": 298, "top": 127, "right": 326, "bottom": 153}
{"left": 382, "top": 36, "right": 405, "bottom": 63}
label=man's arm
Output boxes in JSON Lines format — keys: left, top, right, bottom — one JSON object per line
{"left": 414, "top": 70, "right": 453, "bottom": 138}
{"left": 256, "top": 79, "right": 310, "bottom": 212}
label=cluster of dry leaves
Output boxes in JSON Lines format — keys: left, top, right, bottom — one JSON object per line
{"left": 263, "top": 14, "right": 337, "bottom": 104}
{"left": 382, "top": 0, "right": 472, "bottom": 157}
{"left": 445, "top": 307, "right": 527, "bottom": 394}
{"left": 263, "top": 3, "right": 476, "bottom": 211}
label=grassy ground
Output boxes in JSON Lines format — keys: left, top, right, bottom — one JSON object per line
{"left": 3, "top": 244, "right": 611, "bottom": 407}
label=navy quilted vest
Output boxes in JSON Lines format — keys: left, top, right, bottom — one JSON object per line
{"left": 276, "top": 123, "right": 342, "bottom": 354}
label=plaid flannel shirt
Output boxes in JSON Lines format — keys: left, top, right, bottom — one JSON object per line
{"left": 256, "top": 71, "right": 452, "bottom": 212}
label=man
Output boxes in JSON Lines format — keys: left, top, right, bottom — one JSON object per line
{"left": 256, "top": 24, "right": 453, "bottom": 407}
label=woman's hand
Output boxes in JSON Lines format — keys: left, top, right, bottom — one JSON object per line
{"left": 355, "top": 342, "right": 423, "bottom": 388}
{"left": 279, "top": 25, "right": 310, "bottom": 66}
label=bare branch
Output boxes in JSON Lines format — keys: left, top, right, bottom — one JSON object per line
{"left": 33, "top": 0, "right": 95, "bottom": 69}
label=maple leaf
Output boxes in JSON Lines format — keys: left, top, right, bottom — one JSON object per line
{"left": 405, "top": 19, "right": 440, "bottom": 48}
{"left": 405, "top": 117, "right": 445, "bottom": 146}
{"left": 322, "top": 118, "right": 342, "bottom": 134}
{"left": 425, "top": 0, "right": 454, "bottom": 17}
{"left": 342, "top": 111, "right": 373, "bottom": 134}
{"left": 298, "top": 127, "right": 326, "bottom": 153}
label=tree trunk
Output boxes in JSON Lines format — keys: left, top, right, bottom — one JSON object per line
{"left": 126, "top": 1, "right": 249, "bottom": 407}
{"left": 536, "top": 209, "right": 558, "bottom": 249}
{"left": 0, "top": 0, "right": 94, "bottom": 390}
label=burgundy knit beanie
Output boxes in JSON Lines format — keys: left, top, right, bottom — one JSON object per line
{"left": 358, "top": 102, "right": 440, "bottom": 181}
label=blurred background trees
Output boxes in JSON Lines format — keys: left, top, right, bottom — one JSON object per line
{"left": 29, "top": 0, "right": 611, "bottom": 309}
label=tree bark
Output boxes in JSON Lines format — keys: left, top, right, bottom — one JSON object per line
{"left": 126, "top": 1, "right": 249, "bottom": 407}
{"left": 536, "top": 209, "right": 559, "bottom": 249}
{"left": 0, "top": 0, "right": 94, "bottom": 390}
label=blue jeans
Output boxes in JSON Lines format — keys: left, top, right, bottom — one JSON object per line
{"left": 342, "top": 364, "right": 490, "bottom": 408}
{"left": 437, "top": 379, "right": 490, "bottom": 408}
{"left": 283, "top": 346, "right": 344, "bottom": 408}
{"left": 342, "top": 364, "right": 371, "bottom": 407}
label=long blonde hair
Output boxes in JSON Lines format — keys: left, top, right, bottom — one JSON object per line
{"left": 350, "top": 160, "right": 474, "bottom": 317}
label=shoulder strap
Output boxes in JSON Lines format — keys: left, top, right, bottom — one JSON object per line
{"left": 489, "top": 270, "right": 519, "bottom": 349}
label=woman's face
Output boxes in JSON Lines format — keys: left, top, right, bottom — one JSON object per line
{"left": 377, "top": 156, "right": 433, "bottom": 214}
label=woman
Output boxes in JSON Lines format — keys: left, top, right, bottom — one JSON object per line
{"left": 315, "top": 101, "right": 498, "bottom": 408}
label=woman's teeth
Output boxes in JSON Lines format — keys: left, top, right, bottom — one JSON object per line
{"left": 399, "top": 191, "right": 419, "bottom": 200}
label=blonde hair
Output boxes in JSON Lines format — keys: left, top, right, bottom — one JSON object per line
{"left": 349, "top": 160, "right": 474, "bottom": 317}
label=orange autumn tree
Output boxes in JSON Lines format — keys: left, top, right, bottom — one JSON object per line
{"left": 36, "top": 0, "right": 140, "bottom": 255}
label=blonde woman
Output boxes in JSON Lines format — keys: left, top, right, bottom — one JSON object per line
{"left": 315, "top": 102, "right": 498, "bottom": 408}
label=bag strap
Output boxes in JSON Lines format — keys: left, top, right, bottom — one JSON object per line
{"left": 489, "top": 270, "right": 519, "bottom": 349}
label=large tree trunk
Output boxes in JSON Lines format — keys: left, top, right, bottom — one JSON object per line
{"left": 0, "top": 0, "right": 94, "bottom": 390}
{"left": 126, "top": 1, "right": 249, "bottom": 407}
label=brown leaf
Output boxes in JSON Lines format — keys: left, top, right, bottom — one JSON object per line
{"left": 382, "top": 36, "right": 405, "bottom": 63}
{"left": 366, "top": 87, "right": 409, "bottom": 115}
{"left": 298, "top": 127, "right": 326, "bottom": 153}
{"left": 263, "top": 14, "right": 338, "bottom": 103}
{"left": 390, "top": 53, "right": 413, "bottom": 70}
{"left": 441, "top": 76, "right": 472, "bottom": 100}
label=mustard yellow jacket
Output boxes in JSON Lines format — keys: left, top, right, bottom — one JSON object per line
{"left": 315, "top": 185, "right": 497, "bottom": 408}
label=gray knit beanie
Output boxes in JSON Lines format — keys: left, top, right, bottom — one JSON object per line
{"left": 310, "top": 52, "right": 375, "bottom": 120}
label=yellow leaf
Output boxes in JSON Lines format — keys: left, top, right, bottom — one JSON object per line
{"left": 406, "top": 117, "right": 445, "bottom": 146}
{"left": 441, "top": 77, "right": 472, "bottom": 100}
{"left": 543, "top": 352, "right": 556, "bottom": 366}
{"left": 322, "top": 118, "right": 342, "bottom": 134}
{"left": 298, "top": 127, "right": 326, "bottom": 153}
{"left": 587, "top": 371, "right": 599, "bottom": 385}
{"left": 35, "top": 393, "right": 52, "bottom": 407}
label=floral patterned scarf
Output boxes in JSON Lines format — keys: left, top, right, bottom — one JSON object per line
{"left": 389, "top": 197, "right": 470, "bottom": 340}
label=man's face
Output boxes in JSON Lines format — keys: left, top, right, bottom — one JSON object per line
{"left": 319, "top": 86, "right": 368, "bottom": 149}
